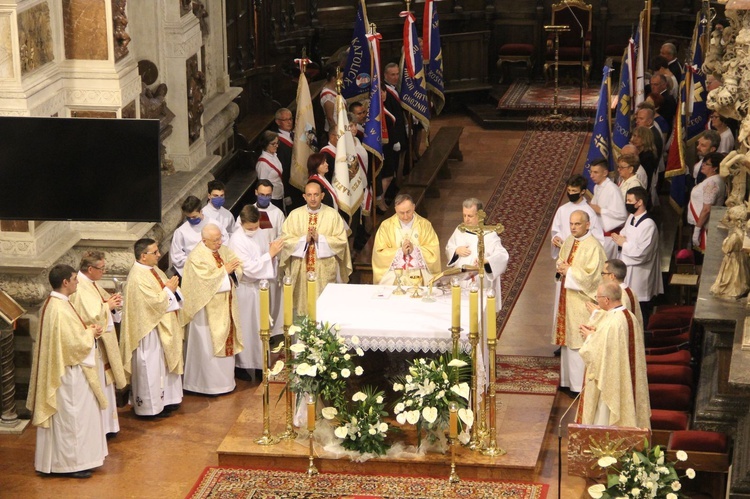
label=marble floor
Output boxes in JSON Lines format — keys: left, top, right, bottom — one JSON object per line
{"left": 0, "top": 114, "right": 592, "bottom": 498}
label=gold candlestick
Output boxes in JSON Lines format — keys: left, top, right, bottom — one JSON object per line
{"left": 448, "top": 402, "right": 460, "bottom": 483}
{"left": 306, "top": 393, "right": 319, "bottom": 476}
{"left": 278, "top": 276, "right": 297, "bottom": 441}
{"left": 256, "top": 280, "right": 280, "bottom": 446}
{"left": 467, "top": 284, "right": 482, "bottom": 450}
{"left": 481, "top": 290, "right": 505, "bottom": 456}
{"left": 307, "top": 271, "right": 317, "bottom": 322}
{"left": 450, "top": 277, "right": 462, "bottom": 358}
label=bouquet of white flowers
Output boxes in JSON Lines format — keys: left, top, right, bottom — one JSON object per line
{"left": 287, "top": 317, "right": 364, "bottom": 410}
{"left": 391, "top": 355, "right": 473, "bottom": 448}
{"left": 324, "top": 386, "right": 391, "bottom": 456}
{"left": 589, "top": 441, "right": 695, "bottom": 499}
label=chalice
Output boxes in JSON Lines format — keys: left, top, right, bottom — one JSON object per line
{"left": 393, "top": 268, "right": 406, "bottom": 295}
{"left": 408, "top": 269, "right": 423, "bottom": 298}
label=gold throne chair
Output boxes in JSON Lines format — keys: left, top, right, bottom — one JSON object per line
{"left": 544, "top": 0, "right": 592, "bottom": 85}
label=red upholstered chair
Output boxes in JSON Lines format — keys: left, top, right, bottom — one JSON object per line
{"left": 645, "top": 349, "right": 691, "bottom": 366}
{"left": 544, "top": 0, "right": 592, "bottom": 83}
{"left": 649, "top": 383, "right": 692, "bottom": 412}
{"left": 647, "top": 312, "right": 692, "bottom": 330}
{"left": 653, "top": 304, "right": 694, "bottom": 318}
{"left": 647, "top": 364, "right": 693, "bottom": 386}
{"left": 667, "top": 430, "right": 730, "bottom": 498}
{"left": 650, "top": 409, "right": 689, "bottom": 431}
{"left": 644, "top": 326, "right": 691, "bottom": 349}
{"left": 497, "top": 44, "right": 534, "bottom": 83}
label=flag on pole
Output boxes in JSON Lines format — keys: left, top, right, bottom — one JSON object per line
{"left": 612, "top": 39, "right": 635, "bottom": 156}
{"left": 290, "top": 68, "right": 318, "bottom": 191}
{"left": 634, "top": 12, "right": 645, "bottom": 107}
{"left": 363, "top": 33, "right": 385, "bottom": 163}
{"left": 423, "top": 0, "right": 444, "bottom": 115}
{"left": 583, "top": 66, "right": 613, "bottom": 193}
{"left": 340, "top": 0, "right": 371, "bottom": 102}
{"left": 333, "top": 93, "right": 368, "bottom": 216}
{"left": 399, "top": 11, "right": 430, "bottom": 129}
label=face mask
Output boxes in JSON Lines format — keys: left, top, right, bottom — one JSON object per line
{"left": 567, "top": 192, "right": 581, "bottom": 203}
{"left": 187, "top": 216, "right": 202, "bottom": 226}
{"left": 625, "top": 203, "right": 638, "bottom": 214}
{"left": 210, "top": 196, "right": 225, "bottom": 209}
{"left": 256, "top": 195, "right": 272, "bottom": 208}
{"left": 244, "top": 229, "right": 258, "bottom": 237}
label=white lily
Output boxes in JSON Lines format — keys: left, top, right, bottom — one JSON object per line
{"left": 334, "top": 426, "right": 349, "bottom": 439}
{"left": 321, "top": 407, "right": 338, "bottom": 420}
{"left": 451, "top": 382, "right": 470, "bottom": 400}
{"left": 268, "top": 360, "right": 284, "bottom": 376}
{"left": 597, "top": 456, "right": 617, "bottom": 468}
{"left": 458, "top": 408, "right": 474, "bottom": 427}
{"left": 588, "top": 484, "right": 606, "bottom": 499}
{"left": 289, "top": 343, "right": 306, "bottom": 353}
{"left": 296, "top": 363, "right": 311, "bottom": 376}
{"left": 288, "top": 325, "right": 301, "bottom": 336}
{"left": 447, "top": 358, "right": 467, "bottom": 368}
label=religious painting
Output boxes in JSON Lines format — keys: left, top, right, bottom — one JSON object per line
{"left": 0, "top": 13, "right": 13, "bottom": 79}
{"left": 62, "top": 0, "right": 108, "bottom": 60}
{"left": 17, "top": 2, "right": 55, "bottom": 75}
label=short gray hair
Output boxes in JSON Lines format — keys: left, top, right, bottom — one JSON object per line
{"left": 394, "top": 193, "right": 414, "bottom": 207}
{"left": 605, "top": 259, "right": 627, "bottom": 281}
{"left": 462, "top": 198, "right": 483, "bottom": 211}
{"left": 599, "top": 281, "right": 622, "bottom": 301}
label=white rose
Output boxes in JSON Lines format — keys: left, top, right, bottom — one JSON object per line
{"left": 405, "top": 375, "right": 413, "bottom": 383}
{"left": 290, "top": 343, "right": 306, "bottom": 353}
{"left": 676, "top": 450, "right": 688, "bottom": 462}
{"left": 355, "top": 366, "right": 364, "bottom": 376}
{"left": 339, "top": 346, "right": 347, "bottom": 354}
{"left": 422, "top": 406, "right": 438, "bottom": 424}
{"left": 436, "top": 390, "right": 445, "bottom": 399}
{"left": 685, "top": 468, "right": 696, "bottom": 479}
{"left": 341, "top": 368, "right": 351, "bottom": 378}
{"left": 350, "top": 335, "right": 360, "bottom": 345}
{"left": 355, "top": 347, "right": 364, "bottom": 357}
{"left": 394, "top": 402, "right": 405, "bottom": 414}
{"left": 406, "top": 410, "right": 420, "bottom": 424}
{"left": 379, "top": 422, "right": 388, "bottom": 433}
{"left": 671, "top": 481, "right": 681, "bottom": 491}
{"left": 396, "top": 413, "right": 407, "bottom": 424}
{"left": 322, "top": 407, "right": 338, "bottom": 420}
{"left": 631, "top": 487, "right": 640, "bottom": 497}
{"left": 352, "top": 391, "right": 366, "bottom": 402}
{"left": 376, "top": 396, "right": 383, "bottom": 404}
{"left": 393, "top": 383, "right": 404, "bottom": 392}
{"left": 368, "top": 428, "right": 376, "bottom": 435}
{"left": 344, "top": 354, "right": 351, "bottom": 360}
{"left": 666, "top": 494, "right": 677, "bottom": 499}
{"left": 597, "top": 456, "right": 617, "bottom": 468}
{"left": 587, "top": 484, "right": 606, "bottom": 499}
{"left": 334, "top": 426, "right": 349, "bottom": 439}
{"left": 330, "top": 372, "right": 338, "bottom": 379}
{"left": 405, "top": 400, "right": 413, "bottom": 407}
{"left": 447, "top": 359, "right": 467, "bottom": 368}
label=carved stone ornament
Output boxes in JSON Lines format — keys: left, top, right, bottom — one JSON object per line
{"left": 17, "top": 3, "right": 54, "bottom": 75}
{"left": 186, "top": 54, "right": 206, "bottom": 145}
{"left": 180, "top": 0, "right": 192, "bottom": 17}
{"left": 192, "top": 0, "right": 208, "bottom": 37}
{"left": 112, "top": 0, "right": 131, "bottom": 61}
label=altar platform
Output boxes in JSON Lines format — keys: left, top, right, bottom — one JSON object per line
{"left": 216, "top": 383, "right": 555, "bottom": 481}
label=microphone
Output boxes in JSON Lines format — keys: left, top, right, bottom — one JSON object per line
{"left": 562, "top": 0, "right": 584, "bottom": 39}
{"left": 557, "top": 390, "right": 582, "bottom": 499}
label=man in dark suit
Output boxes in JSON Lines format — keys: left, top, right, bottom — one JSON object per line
{"left": 649, "top": 73, "right": 677, "bottom": 126}
{"left": 660, "top": 42, "right": 682, "bottom": 82}
{"left": 273, "top": 108, "right": 303, "bottom": 209}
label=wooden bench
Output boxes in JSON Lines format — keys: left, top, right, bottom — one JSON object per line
{"left": 399, "top": 126, "right": 463, "bottom": 218}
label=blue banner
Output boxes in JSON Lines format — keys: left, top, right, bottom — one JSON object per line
{"left": 583, "top": 67, "right": 613, "bottom": 192}
{"left": 612, "top": 42, "right": 633, "bottom": 155}
{"left": 399, "top": 12, "right": 430, "bottom": 129}
{"left": 423, "top": 0, "right": 444, "bottom": 115}
{"left": 363, "top": 33, "right": 384, "bottom": 161}
{"left": 341, "top": 0, "right": 371, "bottom": 102}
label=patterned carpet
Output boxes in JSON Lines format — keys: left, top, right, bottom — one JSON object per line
{"left": 496, "top": 355, "right": 560, "bottom": 395}
{"left": 187, "top": 467, "right": 548, "bottom": 498}
{"left": 485, "top": 119, "right": 588, "bottom": 336}
{"left": 497, "top": 80, "right": 599, "bottom": 113}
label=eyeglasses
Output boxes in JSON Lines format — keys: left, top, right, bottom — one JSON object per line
{"left": 91, "top": 265, "right": 106, "bottom": 271}
{"left": 600, "top": 272, "right": 612, "bottom": 276}
{"left": 595, "top": 295, "right": 609, "bottom": 299}
{"left": 145, "top": 250, "right": 160, "bottom": 255}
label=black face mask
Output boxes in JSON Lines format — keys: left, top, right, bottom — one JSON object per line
{"left": 567, "top": 192, "right": 582, "bottom": 203}
{"left": 625, "top": 203, "right": 638, "bottom": 214}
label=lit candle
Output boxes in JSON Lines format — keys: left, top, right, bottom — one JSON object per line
{"left": 486, "top": 289, "right": 496, "bottom": 340}
{"left": 469, "top": 285, "right": 478, "bottom": 334}
{"left": 307, "top": 394, "right": 316, "bottom": 432}
{"left": 306, "top": 272, "right": 317, "bottom": 322}
{"left": 449, "top": 402, "right": 458, "bottom": 439}
{"left": 451, "top": 277, "right": 461, "bottom": 329}
{"left": 259, "top": 280, "right": 270, "bottom": 331}
{"left": 283, "top": 275, "right": 293, "bottom": 327}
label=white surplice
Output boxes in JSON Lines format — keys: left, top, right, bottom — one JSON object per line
{"left": 619, "top": 212, "right": 664, "bottom": 301}
{"left": 202, "top": 203, "right": 236, "bottom": 235}
{"left": 549, "top": 199, "right": 604, "bottom": 260}
{"left": 592, "top": 177, "right": 628, "bottom": 259}
{"left": 170, "top": 218, "right": 229, "bottom": 275}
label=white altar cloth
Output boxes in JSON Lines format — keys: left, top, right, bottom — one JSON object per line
{"left": 317, "top": 284, "right": 484, "bottom": 355}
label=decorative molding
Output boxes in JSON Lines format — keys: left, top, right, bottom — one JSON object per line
{"left": 30, "top": 89, "right": 65, "bottom": 116}
{"left": 65, "top": 88, "right": 120, "bottom": 106}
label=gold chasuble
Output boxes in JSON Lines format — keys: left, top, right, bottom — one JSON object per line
{"left": 554, "top": 234, "right": 605, "bottom": 349}
{"left": 27, "top": 295, "right": 106, "bottom": 428}
{"left": 577, "top": 308, "right": 651, "bottom": 428}
{"left": 372, "top": 213, "right": 441, "bottom": 285}
{"left": 280, "top": 205, "right": 352, "bottom": 316}
{"left": 70, "top": 278, "right": 127, "bottom": 389}
{"left": 181, "top": 243, "right": 244, "bottom": 357}
{"left": 120, "top": 263, "right": 185, "bottom": 381}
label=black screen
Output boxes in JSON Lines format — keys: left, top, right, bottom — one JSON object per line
{"left": 0, "top": 117, "right": 162, "bottom": 222}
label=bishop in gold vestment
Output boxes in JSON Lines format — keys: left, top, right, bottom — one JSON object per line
{"left": 181, "top": 224, "right": 244, "bottom": 395}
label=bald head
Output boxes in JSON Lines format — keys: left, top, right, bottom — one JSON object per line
{"left": 621, "top": 144, "right": 638, "bottom": 157}
{"left": 569, "top": 210, "right": 590, "bottom": 238}
{"left": 202, "top": 223, "right": 223, "bottom": 251}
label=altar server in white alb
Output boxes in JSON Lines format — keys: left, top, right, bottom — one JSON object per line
{"left": 181, "top": 224, "right": 244, "bottom": 395}
{"left": 445, "top": 198, "right": 509, "bottom": 311}
{"left": 229, "top": 204, "right": 284, "bottom": 375}
{"left": 550, "top": 174, "right": 605, "bottom": 259}
{"left": 588, "top": 160, "right": 628, "bottom": 259}
{"left": 28, "top": 265, "right": 107, "bottom": 478}
{"left": 611, "top": 186, "right": 663, "bottom": 320}
{"left": 120, "top": 239, "right": 184, "bottom": 417}
{"left": 70, "top": 251, "right": 126, "bottom": 436}
{"left": 202, "top": 179, "right": 235, "bottom": 235}
{"left": 171, "top": 195, "right": 228, "bottom": 276}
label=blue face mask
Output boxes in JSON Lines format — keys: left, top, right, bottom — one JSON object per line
{"left": 187, "top": 216, "right": 202, "bottom": 226}
{"left": 256, "top": 194, "right": 272, "bottom": 208}
{"left": 210, "top": 196, "right": 225, "bottom": 209}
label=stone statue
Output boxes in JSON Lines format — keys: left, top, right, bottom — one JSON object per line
{"left": 112, "top": 0, "right": 131, "bottom": 61}
{"left": 139, "top": 81, "right": 176, "bottom": 175}
{"left": 192, "top": 0, "right": 209, "bottom": 37}
{"left": 711, "top": 205, "right": 750, "bottom": 300}
{"left": 186, "top": 56, "right": 205, "bottom": 145}
{"left": 720, "top": 151, "right": 749, "bottom": 222}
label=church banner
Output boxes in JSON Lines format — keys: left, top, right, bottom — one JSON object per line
{"left": 634, "top": 12, "right": 645, "bottom": 107}
{"left": 341, "top": 0, "right": 371, "bottom": 103}
{"left": 423, "top": 0, "right": 444, "bottom": 115}
{"left": 583, "top": 67, "right": 613, "bottom": 193}
{"left": 334, "top": 93, "right": 367, "bottom": 217}
{"left": 291, "top": 71, "right": 318, "bottom": 191}
{"left": 612, "top": 39, "right": 634, "bottom": 156}
{"left": 399, "top": 11, "right": 430, "bottom": 130}
{"left": 363, "top": 33, "right": 386, "bottom": 162}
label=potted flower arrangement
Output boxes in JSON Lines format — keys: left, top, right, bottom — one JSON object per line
{"left": 286, "top": 317, "right": 364, "bottom": 410}
{"left": 588, "top": 441, "right": 696, "bottom": 498}
{"left": 324, "top": 386, "right": 391, "bottom": 456}
{"left": 391, "top": 355, "right": 473, "bottom": 448}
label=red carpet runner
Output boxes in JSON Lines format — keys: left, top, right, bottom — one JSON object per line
{"left": 485, "top": 118, "right": 588, "bottom": 337}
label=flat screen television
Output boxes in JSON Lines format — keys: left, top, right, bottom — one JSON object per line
{"left": 0, "top": 116, "right": 162, "bottom": 222}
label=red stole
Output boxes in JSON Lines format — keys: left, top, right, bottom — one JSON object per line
{"left": 554, "top": 239, "right": 580, "bottom": 345}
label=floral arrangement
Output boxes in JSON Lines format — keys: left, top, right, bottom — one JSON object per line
{"left": 391, "top": 355, "right": 473, "bottom": 447}
{"left": 588, "top": 441, "right": 695, "bottom": 499}
{"left": 287, "top": 317, "right": 364, "bottom": 410}
{"left": 324, "top": 386, "right": 391, "bottom": 456}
